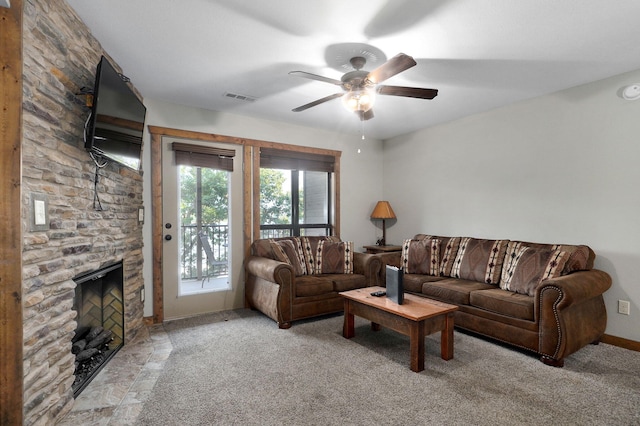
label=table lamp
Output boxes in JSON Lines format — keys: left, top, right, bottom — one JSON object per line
{"left": 370, "top": 201, "right": 396, "bottom": 246}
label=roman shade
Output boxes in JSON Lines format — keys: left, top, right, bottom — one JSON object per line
{"left": 259, "top": 147, "right": 334, "bottom": 172}
{"left": 171, "top": 142, "right": 235, "bottom": 171}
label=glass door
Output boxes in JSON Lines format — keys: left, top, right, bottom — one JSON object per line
{"left": 162, "top": 138, "right": 243, "bottom": 319}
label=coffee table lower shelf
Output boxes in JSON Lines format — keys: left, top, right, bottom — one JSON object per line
{"left": 340, "top": 286, "right": 458, "bottom": 372}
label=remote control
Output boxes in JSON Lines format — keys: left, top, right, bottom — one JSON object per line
{"left": 370, "top": 291, "right": 386, "bottom": 297}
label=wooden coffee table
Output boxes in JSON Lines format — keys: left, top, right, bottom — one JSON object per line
{"left": 340, "top": 286, "right": 458, "bottom": 372}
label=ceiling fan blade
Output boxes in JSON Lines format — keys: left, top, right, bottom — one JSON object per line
{"left": 289, "top": 71, "right": 343, "bottom": 86}
{"left": 365, "top": 53, "right": 417, "bottom": 84}
{"left": 377, "top": 85, "right": 438, "bottom": 99}
{"left": 355, "top": 109, "right": 374, "bottom": 121}
{"left": 292, "top": 92, "right": 344, "bottom": 112}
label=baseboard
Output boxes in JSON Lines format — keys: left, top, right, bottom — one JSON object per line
{"left": 601, "top": 334, "right": 640, "bottom": 352}
{"left": 137, "top": 316, "right": 639, "bottom": 351}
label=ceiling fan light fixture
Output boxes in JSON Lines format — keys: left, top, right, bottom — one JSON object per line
{"left": 290, "top": 51, "right": 436, "bottom": 120}
{"left": 342, "top": 89, "right": 375, "bottom": 112}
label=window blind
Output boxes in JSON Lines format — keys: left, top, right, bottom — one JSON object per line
{"left": 171, "top": 142, "right": 235, "bottom": 171}
{"left": 259, "top": 148, "right": 334, "bottom": 172}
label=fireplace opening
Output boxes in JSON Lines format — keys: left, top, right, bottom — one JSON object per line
{"left": 72, "top": 261, "right": 124, "bottom": 397}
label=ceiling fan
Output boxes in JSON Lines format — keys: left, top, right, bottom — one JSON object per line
{"left": 289, "top": 53, "right": 438, "bottom": 121}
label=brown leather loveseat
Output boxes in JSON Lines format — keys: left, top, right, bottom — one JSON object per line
{"left": 245, "top": 236, "right": 382, "bottom": 329}
{"left": 383, "top": 234, "right": 612, "bottom": 367}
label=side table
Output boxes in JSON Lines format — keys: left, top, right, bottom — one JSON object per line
{"left": 362, "top": 245, "right": 402, "bottom": 254}
{"left": 363, "top": 245, "right": 403, "bottom": 286}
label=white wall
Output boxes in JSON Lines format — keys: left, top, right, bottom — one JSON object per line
{"left": 383, "top": 69, "right": 640, "bottom": 342}
{"left": 140, "top": 100, "right": 385, "bottom": 315}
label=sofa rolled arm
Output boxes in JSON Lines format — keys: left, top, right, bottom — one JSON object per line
{"left": 244, "top": 255, "right": 293, "bottom": 284}
{"left": 537, "top": 269, "right": 612, "bottom": 307}
{"left": 244, "top": 256, "right": 295, "bottom": 328}
{"left": 353, "top": 252, "right": 382, "bottom": 285}
{"left": 536, "top": 269, "right": 612, "bottom": 363}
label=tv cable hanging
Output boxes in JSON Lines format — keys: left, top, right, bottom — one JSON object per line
{"left": 90, "top": 151, "right": 108, "bottom": 211}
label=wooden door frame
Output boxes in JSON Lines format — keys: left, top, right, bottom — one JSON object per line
{"left": 1, "top": 1, "right": 24, "bottom": 424}
{"left": 148, "top": 126, "right": 340, "bottom": 323}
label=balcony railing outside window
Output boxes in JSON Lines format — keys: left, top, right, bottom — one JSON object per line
{"left": 258, "top": 226, "right": 331, "bottom": 239}
{"left": 181, "top": 224, "right": 228, "bottom": 280}
{"left": 180, "top": 224, "right": 330, "bottom": 280}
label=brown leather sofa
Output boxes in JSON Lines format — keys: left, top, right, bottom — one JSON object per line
{"left": 245, "top": 236, "right": 382, "bottom": 329}
{"left": 383, "top": 234, "right": 612, "bottom": 367}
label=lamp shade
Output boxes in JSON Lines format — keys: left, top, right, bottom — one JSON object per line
{"left": 370, "top": 201, "right": 396, "bottom": 219}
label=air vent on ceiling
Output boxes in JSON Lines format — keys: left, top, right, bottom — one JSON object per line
{"left": 223, "top": 92, "right": 257, "bottom": 102}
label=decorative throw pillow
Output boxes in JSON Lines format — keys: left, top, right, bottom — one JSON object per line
{"left": 269, "top": 239, "right": 290, "bottom": 263}
{"left": 290, "top": 237, "right": 307, "bottom": 272}
{"left": 509, "top": 240, "right": 591, "bottom": 275}
{"left": 401, "top": 238, "right": 440, "bottom": 275}
{"left": 437, "top": 237, "right": 461, "bottom": 277}
{"left": 451, "top": 238, "right": 509, "bottom": 284}
{"left": 269, "top": 239, "right": 307, "bottom": 276}
{"left": 411, "top": 235, "right": 461, "bottom": 276}
{"left": 500, "top": 245, "right": 569, "bottom": 296}
{"left": 300, "top": 236, "right": 317, "bottom": 275}
{"left": 314, "top": 240, "right": 353, "bottom": 274}
{"left": 252, "top": 239, "right": 276, "bottom": 258}
{"left": 551, "top": 244, "right": 591, "bottom": 274}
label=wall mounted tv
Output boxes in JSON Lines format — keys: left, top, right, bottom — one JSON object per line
{"left": 85, "top": 56, "right": 146, "bottom": 171}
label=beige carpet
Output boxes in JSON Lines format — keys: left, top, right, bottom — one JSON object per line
{"left": 135, "top": 309, "right": 640, "bottom": 425}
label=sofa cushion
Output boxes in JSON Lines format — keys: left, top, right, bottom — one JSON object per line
{"left": 413, "top": 234, "right": 461, "bottom": 277}
{"left": 315, "top": 240, "right": 354, "bottom": 274}
{"left": 401, "top": 238, "right": 439, "bottom": 275}
{"left": 500, "top": 245, "right": 569, "bottom": 296}
{"left": 331, "top": 273, "right": 367, "bottom": 292}
{"left": 404, "top": 274, "right": 445, "bottom": 293}
{"left": 450, "top": 238, "right": 509, "bottom": 284}
{"left": 508, "top": 240, "right": 592, "bottom": 274}
{"left": 469, "top": 288, "right": 534, "bottom": 321}
{"left": 270, "top": 238, "right": 307, "bottom": 276}
{"left": 421, "top": 279, "right": 495, "bottom": 305}
{"left": 295, "top": 275, "right": 334, "bottom": 297}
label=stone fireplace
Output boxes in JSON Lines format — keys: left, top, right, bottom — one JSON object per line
{"left": 20, "top": 0, "right": 146, "bottom": 424}
{"left": 72, "top": 262, "right": 125, "bottom": 396}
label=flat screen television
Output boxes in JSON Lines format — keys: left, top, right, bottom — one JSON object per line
{"left": 85, "top": 56, "right": 146, "bottom": 171}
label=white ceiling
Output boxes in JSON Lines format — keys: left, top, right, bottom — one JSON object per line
{"left": 65, "top": 0, "right": 640, "bottom": 140}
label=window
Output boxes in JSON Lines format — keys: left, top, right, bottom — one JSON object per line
{"left": 259, "top": 148, "right": 334, "bottom": 238}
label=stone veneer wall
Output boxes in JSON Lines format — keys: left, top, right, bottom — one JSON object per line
{"left": 21, "top": 0, "right": 145, "bottom": 424}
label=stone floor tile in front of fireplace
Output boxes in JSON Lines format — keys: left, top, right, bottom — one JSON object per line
{"left": 57, "top": 323, "right": 172, "bottom": 425}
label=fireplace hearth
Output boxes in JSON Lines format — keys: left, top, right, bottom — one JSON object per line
{"left": 72, "top": 262, "right": 125, "bottom": 397}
